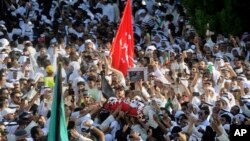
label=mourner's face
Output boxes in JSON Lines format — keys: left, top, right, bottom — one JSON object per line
{"left": 199, "top": 61, "right": 206, "bottom": 70}
{"left": 116, "top": 89, "right": 124, "bottom": 98}
{"left": 40, "top": 48, "right": 46, "bottom": 55}
{"left": 230, "top": 106, "right": 240, "bottom": 115}
{"left": 0, "top": 125, "right": 7, "bottom": 141}
{"left": 13, "top": 93, "right": 22, "bottom": 105}
{"left": 4, "top": 112, "right": 15, "bottom": 120}
{"left": 213, "top": 45, "right": 219, "bottom": 53}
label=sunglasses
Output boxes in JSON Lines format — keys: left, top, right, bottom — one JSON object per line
{"left": 15, "top": 96, "right": 22, "bottom": 99}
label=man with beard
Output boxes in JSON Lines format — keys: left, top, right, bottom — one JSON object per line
{"left": 198, "top": 59, "right": 207, "bottom": 74}
{"left": 233, "top": 57, "right": 244, "bottom": 75}
{"left": 9, "top": 91, "right": 22, "bottom": 110}
{"left": 1, "top": 107, "right": 18, "bottom": 135}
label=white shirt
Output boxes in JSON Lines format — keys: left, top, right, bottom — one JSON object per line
{"left": 131, "top": 124, "right": 147, "bottom": 141}
{"left": 143, "top": 106, "right": 158, "bottom": 128}
{"left": 97, "top": 3, "right": 115, "bottom": 23}
{"left": 21, "top": 23, "right": 34, "bottom": 40}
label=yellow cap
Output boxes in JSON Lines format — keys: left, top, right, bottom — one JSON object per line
{"left": 46, "top": 65, "right": 54, "bottom": 73}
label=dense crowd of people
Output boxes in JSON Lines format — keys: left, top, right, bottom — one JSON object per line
{"left": 0, "top": 0, "right": 250, "bottom": 141}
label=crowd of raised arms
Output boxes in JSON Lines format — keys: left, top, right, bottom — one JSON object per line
{"left": 0, "top": 0, "right": 250, "bottom": 141}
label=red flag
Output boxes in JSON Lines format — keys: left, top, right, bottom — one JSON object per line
{"left": 110, "top": 0, "right": 134, "bottom": 76}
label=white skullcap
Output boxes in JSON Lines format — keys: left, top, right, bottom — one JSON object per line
{"left": 80, "top": 118, "right": 94, "bottom": 132}
{"left": 151, "top": 97, "right": 164, "bottom": 107}
{"left": 146, "top": 45, "right": 156, "bottom": 52}
{"left": 5, "top": 82, "right": 14, "bottom": 89}
{"left": 2, "top": 108, "right": 16, "bottom": 117}
{"left": 172, "top": 45, "right": 181, "bottom": 54}
{"left": 207, "top": 87, "right": 215, "bottom": 94}
{"left": 243, "top": 81, "right": 250, "bottom": 89}
{"left": 175, "top": 110, "right": 184, "bottom": 119}
{"left": 190, "top": 45, "right": 196, "bottom": 50}
{"left": 18, "top": 56, "right": 29, "bottom": 65}
{"left": 185, "top": 49, "right": 194, "bottom": 53}
{"left": 241, "top": 95, "right": 250, "bottom": 103}
{"left": 0, "top": 38, "right": 9, "bottom": 47}
{"left": 204, "top": 43, "right": 211, "bottom": 48}
{"left": 50, "top": 38, "right": 57, "bottom": 44}
{"left": 220, "top": 96, "right": 230, "bottom": 106}
{"left": 85, "top": 39, "right": 93, "bottom": 44}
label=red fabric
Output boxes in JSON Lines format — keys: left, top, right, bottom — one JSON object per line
{"left": 104, "top": 98, "right": 139, "bottom": 116}
{"left": 110, "top": 0, "right": 134, "bottom": 76}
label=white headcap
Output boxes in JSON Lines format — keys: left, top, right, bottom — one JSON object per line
{"left": 2, "top": 108, "right": 16, "bottom": 117}
{"left": 0, "top": 38, "right": 9, "bottom": 47}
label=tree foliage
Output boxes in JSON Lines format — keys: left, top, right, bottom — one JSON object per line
{"left": 182, "top": 0, "right": 250, "bottom": 36}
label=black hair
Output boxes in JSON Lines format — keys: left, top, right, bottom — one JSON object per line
{"left": 31, "top": 126, "right": 42, "bottom": 141}
{"left": 202, "top": 126, "right": 216, "bottom": 141}
{"left": 0, "top": 96, "right": 8, "bottom": 108}
{"left": 77, "top": 81, "right": 85, "bottom": 86}
{"left": 181, "top": 102, "right": 189, "bottom": 109}
{"left": 10, "top": 90, "right": 21, "bottom": 98}
{"left": 200, "top": 106, "right": 210, "bottom": 116}
{"left": 87, "top": 76, "right": 97, "bottom": 82}
{"left": 221, "top": 114, "right": 232, "bottom": 124}
{"left": 0, "top": 88, "right": 8, "bottom": 95}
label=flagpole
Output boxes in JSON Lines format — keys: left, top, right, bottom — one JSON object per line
{"left": 55, "top": 63, "right": 62, "bottom": 141}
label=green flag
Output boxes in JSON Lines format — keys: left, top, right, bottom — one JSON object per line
{"left": 163, "top": 51, "right": 170, "bottom": 65}
{"left": 48, "top": 64, "right": 69, "bottom": 141}
{"left": 207, "top": 63, "right": 213, "bottom": 74}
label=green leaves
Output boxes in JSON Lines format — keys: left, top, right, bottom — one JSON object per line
{"left": 182, "top": 0, "right": 249, "bottom": 35}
